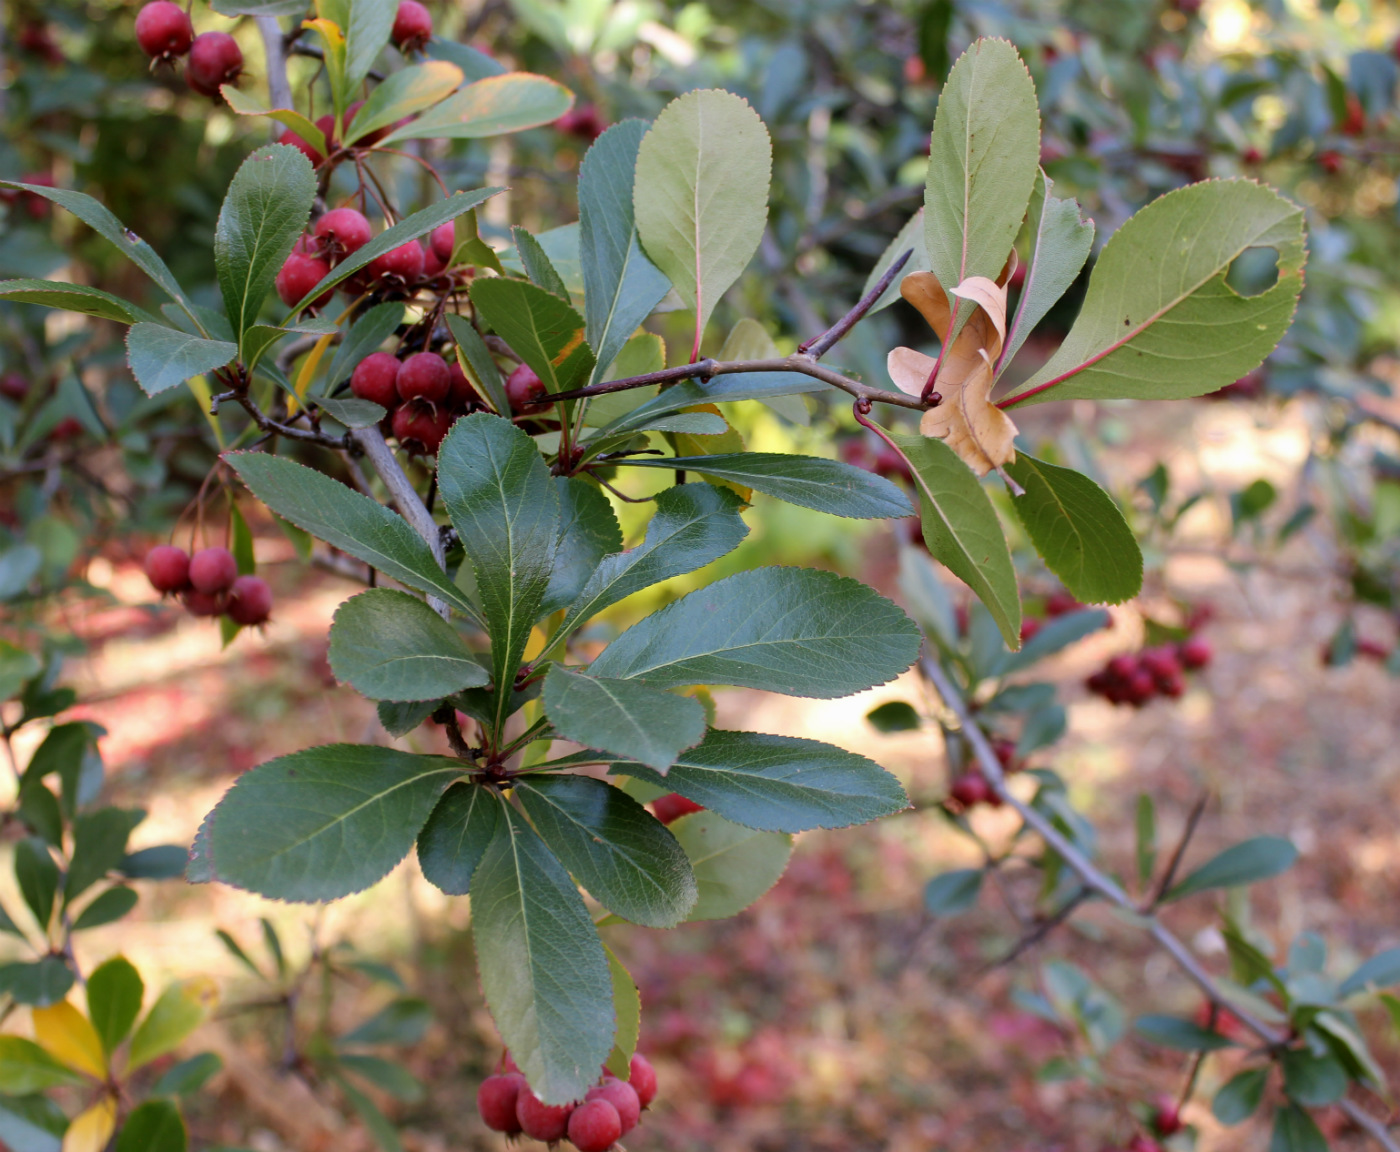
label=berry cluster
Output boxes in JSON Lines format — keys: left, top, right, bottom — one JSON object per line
{"left": 144, "top": 545, "right": 271, "bottom": 626}
{"left": 1019, "top": 589, "right": 1098, "bottom": 643}
{"left": 1085, "top": 636, "right": 1211, "bottom": 707}
{"left": 477, "top": 1053, "right": 657, "bottom": 1151}
{"left": 555, "top": 103, "right": 609, "bottom": 143}
{"left": 945, "top": 738, "right": 1020, "bottom": 810}
{"left": 134, "top": 2, "right": 243, "bottom": 97}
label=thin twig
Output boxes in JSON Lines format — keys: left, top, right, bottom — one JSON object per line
{"left": 802, "top": 248, "right": 912, "bottom": 358}
{"left": 985, "top": 886, "right": 1092, "bottom": 972}
{"left": 1150, "top": 791, "right": 1210, "bottom": 908}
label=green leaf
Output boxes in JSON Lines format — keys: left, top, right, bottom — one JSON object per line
{"left": 0, "top": 1093, "right": 66, "bottom": 1152}
{"left": 579, "top": 120, "right": 672, "bottom": 383}
{"left": 152, "top": 1052, "right": 222, "bottom": 1097}
{"left": 862, "top": 209, "right": 928, "bottom": 315}
{"left": 590, "top": 372, "right": 823, "bottom": 440}
{"left": 897, "top": 546, "right": 959, "bottom": 651}
{"left": 345, "top": 61, "right": 464, "bottom": 146}
{"left": 222, "top": 87, "right": 329, "bottom": 157}
{"left": 438, "top": 414, "right": 559, "bottom": 730}
{"left": 610, "top": 729, "right": 907, "bottom": 832}
{"left": 416, "top": 783, "right": 502, "bottom": 896}
{"left": 340, "top": 0, "right": 396, "bottom": 96}
{"left": 0, "top": 641, "right": 40, "bottom": 702}
{"left": 261, "top": 918, "right": 286, "bottom": 979}
{"left": 423, "top": 37, "right": 507, "bottom": 81}
{"left": 514, "top": 773, "right": 697, "bottom": 927}
{"left": 542, "top": 478, "right": 623, "bottom": 616}
{"left": 512, "top": 227, "right": 570, "bottom": 301}
{"left": 470, "top": 278, "right": 595, "bottom": 395}
{"left": 1213, "top": 1067, "right": 1269, "bottom": 1125}
{"left": 0, "top": 957, "right": 75, "bottom": 1006}
{"left": 308, "top": 396, "right": 385, "bottom": 429}
{"left": 0, "top": 180, "right": 196, "bottom": 319}
{"left": 377, "top": 698, "right": 439, "bottom": 738}
{"left": 125, "top": 325, "right": 236, "bottom": 397}
{"left": 1166, "top": 836, "right": 1300, "bottom": 902}
{"left": 226, "top": 452, "right": 478, "bottom": 617}
{"left": 87, "top": 957, "right": 144, "bottom": 1056}
{"left": 924, "top": 39, "right": 1040, "bottom": 295}
{"left": 1001, "top": 609, "right": 1109, "bottom": 673}
{"left": 445, "top": 311, "right": 510, "bottom": 416}
{"left": 15, "top": 838, "right": 57, "bottom": 929}
{"left": 589, "top": 567, "right": 920, "bottom": 697}
{"left": 382, "top": 72, "right": 574, "bottom": 143}
{"left": 603, "top": 945, "right": 640, "bottom": 1080}
{"left": 212, "top": 0, "right": 305, "bottom": 15}
{"left": 338, "top": 997, "right": 431, "bottom": 1047}
{"left": 199, "top": 745, "right": 463, "bottom": 901}
{"left": 1006, "top": 179, "right": 1307, "bottom": 407}
{"left": 471, "top": 805, "right": 614, "bottom": 1105}
{"left": 71, "top": 886, "right": 139, "bottom": 931}
{"left": 325, "top": 303, "right": 404, "bottom": 394}
{"left": 1280, "top": 1049, "right": 1347, "bottom": 1107}
{"left": 337, "top": 1054, "right": 425, "bottom": 1102}
{"left": 334, "top": 1072, "right": 402, "bottom": 1152}
{"left": 893, "top": 432, "right": 1021, "bottom": 647}
{"left": 924, "top": 868, "right": 984, "bottom": 916}
{"left": 1135, "top": 794, "right": 1156, "bottom": 889}
{"left": 560, "top": 484, "right": 748, "bottom": 634}
{"left": 1133, "top": 1014, "right": 1236, "bottom": 1051}
{"left": 215, "top": 144, "right": 317, "bottom": 346}
{"left": 633, "top": 89, "right": 771, "bottom": 347}
{"left": 1269, "top": 1104, "right": 1327, "bottom": 1152}
{"left": 1313, "top": 1009, "right": 1385, "bottom": 1088}
{"left": 1001, "top": 172, "right": 1094, "bottom": 371}
{"left": 1340, "top": 947, "right": 1400, "bottom": 998}
{"left": 65, "top": 808, "right": 141, "bottom": 903}
{"left": 667, "top": 810, "right": 791, "bottom": 921}
{"left": 0, "top": 1037, "right": 87, "bottom": 1093}
{"left": 290, "top": 188, "right": 503, "bottom": 314}
{"left": 119, "top": 846, "right": 189, "bottom": 880}
{"left": 614, "top": 453, "right": 914, "bottom": 520}
{"left": 543, "top": 666, "right": 705, "bottom": 773}
{"left": 866, "top": 701, "right": 921, "bottom": 733}
{"left": 0, "top": 279, "right": 154, "bottom": 324}
{"left": 328, "top": 589, "right": 488, "bottom": 701}
{"left": 1004, "top": 453, "right": 1142, "bottom": 605}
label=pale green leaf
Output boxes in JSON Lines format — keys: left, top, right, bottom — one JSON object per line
{"left": 668, "top": 810, "right": 791, "bottom": 921}
{"left": 0, "top": 279, "right": 154, "bottom": 325}
{"left": 0, "top": 1036, "right": 87, "bottom": 1093}
{"left": 86, "top": 957, "right": 144, "bottom": 1057}
{"left": 345, "top": 61, "right": 464, "bottom": 147}
{"left": 221, "top": 88, "right": 329, "bottom": 156}
{"left": 863, "top": 208, "right": 929, "bottom": 314}
{"left": 382, "top": 72, "right": 573, "bottom": 143}
{"left": 125, "top": 324, "right": 236, "bottom": 397}
{"left": 603, "top": 945, "right": 640, "bottom": 1080}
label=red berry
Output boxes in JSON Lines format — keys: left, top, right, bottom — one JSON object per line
{"left": 189, "top": 547, "right": 238, "bottom": 594}
{"left": 652, "top": 794, "right": 704, "bottom": 824}
{"left": 135, "top": 1, "right": 194, "bottom": 60}
{"left": 1356, "top": 637, "right": 1390, "bottom": 661}
{"left": 49, "top": 416, "right": 83, "bottom": 440}
{"left": 430, "top": 221, "right": 456, "bottom": 263}
{"left": 567, "top": 1099, "right": 621, "bottom": 1152}
{"left": 351, "top": 352, "right": 401, "bottom": 408}
{"left": 181, "top": 588, "right": 226, "bottom": 617}
{"left": 1126, "top": 668, "right": 1157, "bottom": 706}
{"left": 1242, "top": 145, "right": 1263, "bottom": 164}
{"left": 186, "top": 31, "right": 243, "bottom": 98}
{"left": 990, "top": 738, "right": 1018, "bottom": 771}
{"left": 1045, "top": 591, "right": 1082, "bottom": 617}
{"left": 226, "top": 575, "right": 272, "bottom": 626}
{"left": 506, "top": 363, "right": 552, "bottom": 414}
{"left": 949, "top": 773, "right": 994, "bottom": 808}
{"left": 477, "top": 1073, "right": 525, "bottom": 1133}
{"left": 872, "top": 448, "right": 912, "bottom": 482}
{"left": 144, "top": 545, "right": 191, "bottom": 594}
{"left": 1019, "top": 618, "right": 1042, "bottom": 644}
{"left": 515, "top": 1088, "right": 573, "bottom": 1143}
{"left": 1127, "top": 1137, "right": 1164, "bottom": 1152}
{"left": 1106, "top": 655, "right": 1138, "bottom": 681}
{"left": 0, "top": 372, "right": 28, "bottom": 400}
{"left": 280, "top": 127, "right": 323, "bottom": 166}
{"left": 1318, "top": 149, "right": 1343, "bottom": 175}
{"left": 446, "top": 360, "right": 479, "bottom": 410}
{"left": 391, "top": 0, "right": 433, "bottom": 50}
{"left": 1140, "top": 647, "right": 1182, "bottom": 685}
{"left": 587, "top": 1079, "right": 640, "bottom": 1134}
{"left": 1340, "top": 93, "right": 1365, "bottom": 137}
{"left": 555, "top": 104, "right": 608, "bottom": 143}
{"left": 396, "top": 352, "right": 451, "bottom": 404}
{"left": 1177, "top": 637, "right": 1212, "bottom": 670}
{"left": 629, "top": 1054, "right": 658, "bottom": 1109}
{"left": 392, "top": 400, "right": 453, "bottom": 455}
{"left": 314, "top": 207, "right": 373, "bottom": 262}
{"left": 365, "top": 240, "right": 424, "bottom": 289}
{"left": 1152, "top": 1099, "right": 1184, "bottom": 1136}
{"left": 275, "top": 252, "right": 332, "bottom": 309}
{"left": 422, "top": 243, "right": 448, "bottom": 279}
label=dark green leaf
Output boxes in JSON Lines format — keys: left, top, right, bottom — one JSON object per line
{"left": 226, "top": 453, "right": 477, "bottom": 617}
{"left": 17, "top": 783, "right": 61, "bottom": 847}
{"left": 579, "top": 120, "right": 672, "bottom": 383}
{"left": 470, "top": 278, "right": 595, "bottom": 395}
{"left": 415, "top": 783, "right": 502, "bottom": 896}
{"left": 512, "top": 227, "right": 570, "bottom": 300}
{"left": 125, "top": 324, "right": 237, "bottom": 397}
{"left": 1313, "top": 1010, "right": 1385, "bottom": 1087}
{"left": 338, "top": 997, "right": 432, "bottom": 1047}
{"left": 1135, "top": 794, "right": 1156, "bottom": 889}
{"left": 1166, "top": 836, "right": 1300, "bottom": 902}
{"left": 514, "top": 774, "right": 697, "bottom": 927}
{"left": 65, "top": 808, "right": 141, "bottom": 903}
{"left": 215, "top": 930, "right": 261, "bottom": 977}
{"left": 1133, "top": 1014, "right": 1236, "bottom": 1051}
{"left": 445, "top": 312, "right": 510, "bottom": 417}
{"left": 261, "top": 918, "right": 286, "bottom": 978}
{"left": 324, "top": 303, "right": 404, "bottom": 393}
{"left": 560, "top": 484, "right": 747, "bottom": 634}
{"left": 328, "top": 589, "right": 488, "bottom": 701}
{"left": 71, "top": 886, "right": 138, "bottom": 931}
{"left": 667, "top": 810, "right": 791, "bottom": 921}
{"left": 0, "top": 1093, "right": 65, "bottom": 1152}
{"left": 610, "top": 729, "right": 907, "bottom": 832}
{"left": 377, "top": 698, "right": 440, "bottom": 738}
{"left": 115, "top": 1101, "right": 187, "bottom": 1152}
{"left": 200, "top": 745, "right": 463, "bottom": 901}
{"left": 215, "top": 144, "right": 316, "bottom": 344}
{"left": 1214, "top": 1067, "right": 1269, "bottom": 1125}
{"left": 0, "top": 900, "right": 29, "bottom": 940}
{"left": 337, "top": 1053, "right": 425, "bottom": 1102}
{"left": 894, "top": 432, "right": 1021, "bottom": 647}
{"left": 924, "top": 868, "right": 984, "bottom": 916}
{"left": 0, "top": 279, "right": 154, "bottom": 324}
{"left": 589, "top": 568, "right": 920, "bottom": 698}
{"left": 152, "top": 1052, "right": 222, "bottom": 1097}
{"left": 15, "top": 838, "right": 57, "bottom": 929}
{"left": 310, "top": 397, "right": 385, "bottom": 429}
{"left": 471, "top": 805, "right": 614, "bottom": 1105}
{"left": 1004, "top": 454, "right": 1143, "bottom": 605}
{"left": 118, "top": 845, "right": 189, "bottom": 880}
{"left": 1281, "top": 1049, "right": 1347, "bottom": 1107}
{"left": 87, "top": 956, "right": 145, "bottom": 1055}
{"left": 22, "top": 721, "right": 103, "bottom": 817}
{"left": 438, "top": 414, "right": 560, "bottom": 732}
{"left": 614, "top": 453, "right": 914, "bottom": 520}
{"left": 0, "top": 1037, "right": 86, "bottom": 1093}
{"left": 1340, "top": 947, "right": 1400, "bottom": 998}
{"left": 1269, "top": 1103, "right": 1328, "bottom": 1152}
{"left": 866, "top": 701, "right": 921, "bottom": 733}
{"left": 0, "top": 957, "right": 75, "bottom": 1006}
{"left": 542, "top": 666, "right": 705, "bottom": 773}
{"left": 541, "top": 478, "right": 622, "bottom": 616}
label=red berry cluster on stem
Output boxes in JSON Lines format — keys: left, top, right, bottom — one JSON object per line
{"left": 477, "top": 1052, "right": 657, "bottom": 1149}
{"left": 144, "top": 545, "right": 271, "bottom": 626}
{"left": 1086, "top": 622, "right": 1212, "bottom": 707}
{"left": 134, "top": 3, "right": 243, "bottom": 97}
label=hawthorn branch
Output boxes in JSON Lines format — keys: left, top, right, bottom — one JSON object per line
{"left": 801, "top": 247, "right": 911, "bottom": 358}
{"left": 257, "top": 17, "right": 294, "bottom": 119}
{"left": 920, "top": 656, "right": 1400, "bottom": 1152}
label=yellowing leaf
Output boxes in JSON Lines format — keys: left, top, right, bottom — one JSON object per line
{"left": 32, "top": 1001, "right": 106, "bottom": 1079}
{"left": 127, "top": 977, "right": 219, "bottom": 1073}
{"left": 63, "top": 1098, "right": 117, "bottom": 1152}
{"left": 919, "top": 349, "right": 1017, "bottom": 477}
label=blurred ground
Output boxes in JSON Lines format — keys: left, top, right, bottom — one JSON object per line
{"left": 3, "top": 395, "right": 1398, "bottom": 1152}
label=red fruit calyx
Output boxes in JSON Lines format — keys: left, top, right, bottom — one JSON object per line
{"left": 187, "top": 31, "right": 243, "bottom": 98}
{"left": 392, "top": 401, "right": 452, "bottom": 455}
{"left": 567, "top": 1098, "right": 622, "bottom": 1152}
{"left": 515, "top": 1087, "right": 573, "bottom": 1143}
{"left": 226, "top": 575, "right": 273, "bottom": 626}
{"left": 365, "top": 240, "right": 425, "bottom": 290}
{"left": 652, "top": 793, "right": 704, "bottom": 824}
{"left": 476, "top": 1072, "right": 525, "bottom": 1133}
{"left": 314, "top": 207, "right": 373, "bottom": 262}
{"left": 391, "top": 0, "right": 433, "bottom": 51}
{"left": 135, "top": 1, "right": 194, "bottom": 60}
{"left": 144, "top": 545, "right": 191, "bottom": 594}
{"left": 350, "top": 352, "right": 401, "bottom": 408}
{"left": 629, "top": 1053, "right": 658, "bottom": 1109}
{"left": 188, "top": 547, "right": 238, "bottom": 595}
